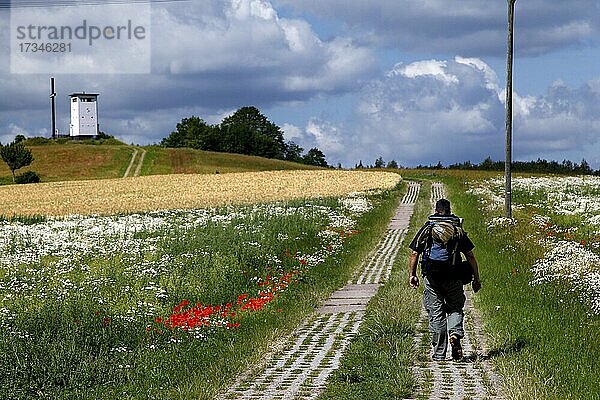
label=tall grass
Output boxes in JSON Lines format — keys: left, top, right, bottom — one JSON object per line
{"left": 445, "top": 174, "right": 600, "bottom": 400}
{"left": 0, "top": 186, "right": 403, "bottom": 399}
{"left": 0, "top": 144, "right": 133, "bottom": 183}
{"left": 322, "top": 170, "right": 599, "bottom": 399}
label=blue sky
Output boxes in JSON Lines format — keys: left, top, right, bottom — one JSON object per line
{"left": 1, "top": 0, "right": 600, "bottom": 168}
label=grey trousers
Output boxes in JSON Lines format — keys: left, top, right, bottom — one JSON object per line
{"left": 423, "top": 275, "right": 465, "bottom": 360}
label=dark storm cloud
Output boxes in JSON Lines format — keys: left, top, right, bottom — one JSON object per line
{"left": 0, "top": 0, "right": 374, "bottom": 143}
{"left": 273, "top": 0, "right": 600, "bottom": 57}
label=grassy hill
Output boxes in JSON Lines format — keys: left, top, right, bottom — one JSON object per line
{"left": 0, "top": 142, "right": 320, "bottom": 184}
{"left": 139, "top": 146, "right": 320, "bottom": 175}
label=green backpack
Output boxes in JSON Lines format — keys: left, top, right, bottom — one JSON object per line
{"left": 415, "top": 215, "right": 464, "bottom": 261}
{"left": 416, "top": 215, "right": 472, "bottom": 284}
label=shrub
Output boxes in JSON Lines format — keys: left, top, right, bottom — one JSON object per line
{"left": 15, "top": 171, "right": 41, "bottom": 184}
{"left": 23, "top": 137, "right": 52, "bottom": 146}
{"left": 1, "top": 141, "right": 34, "bottom": 181}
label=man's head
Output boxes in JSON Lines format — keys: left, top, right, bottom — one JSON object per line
{"left": 435, "top": 199, "right": 451, "bottom": 215}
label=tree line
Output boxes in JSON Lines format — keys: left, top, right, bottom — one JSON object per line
{"left": 416, "top": 156, "right": 599, "bottom": 175}
{"left": 354, "top": 157, "right": 400, "bottom": 169}
{"left": 161, "top": 106, "right": 328, "bottom": 167}
{"left": 356, "top": 155, "right": 599, "bottom": 175}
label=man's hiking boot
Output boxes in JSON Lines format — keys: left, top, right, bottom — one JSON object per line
{"left": 449, "top": 334, "right": 463, "bottom": 361}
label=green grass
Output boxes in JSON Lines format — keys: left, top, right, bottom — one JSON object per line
{"left": 0, "top": 143, "right": 133, "bottom": 183}
{"left": 319, "top": 179, "right": 431, "bottom": 399}
{"left": 443, "top": 172, "right": 600, "bottom": 400}
{"left": 5, "top": 160, "right": 596, "bottom": 399}
{"left": 0, "top": 185, "right": 404, "bottom": 399}
{"left": 140, "top": 146, "right": 320, "bottom": 176}
{"left": 0, "top": 214, "right": 47, "bottom": 225}
{"left": 0, "top": 143, "right": 321, "bottom": 185}
{"left": 321, "top": 170, "right": 599, "bottom": 400}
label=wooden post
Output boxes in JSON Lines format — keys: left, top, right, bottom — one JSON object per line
{"left": 505, "top": 0, "right": 516, "bottom": 218}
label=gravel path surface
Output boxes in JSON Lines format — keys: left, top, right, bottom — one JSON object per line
{"left": 220, "top": 181, "right": 421, "bottom": 400}
{"left": 133, "top": 149, "right": 146, "bottom": 177}
{"left": 123, "top": 148, "right": 138, "bottom": 178}
{"left": 122, "top": 147, "right": 146, "bottom": 178}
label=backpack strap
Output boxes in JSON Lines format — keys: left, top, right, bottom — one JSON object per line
{"left": 428, "top": 214, "right": 462, "bottom": 225}
{"left": 412, "top": 221, "right": 434, "bottom": 266}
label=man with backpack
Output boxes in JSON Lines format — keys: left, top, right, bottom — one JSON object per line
{"left": 408, "top": 198, "right": 481, "bottom": 361}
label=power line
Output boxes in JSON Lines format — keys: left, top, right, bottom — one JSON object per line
{"left": 0, "top": 0, "right": 190, "bottom": 9}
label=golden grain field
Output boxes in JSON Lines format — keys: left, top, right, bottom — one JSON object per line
{"left": 0, "top": 170, "right": 402, "bottom": 217}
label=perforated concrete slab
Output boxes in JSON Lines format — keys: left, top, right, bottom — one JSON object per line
{"left": 328, "top": 283, "right": 380, "bottom": 297}
{"left": 318, "top": 283, "right": 380, "bottom": 313}
{"left": 408, "top": 182, "right": 504, "bottom": 400}
{"left": 317, "top": 304, "right": 367, "bottom": 313}
{"left": 322, "top": 297, "right": 370, "bottom": 306}
{"left": 388, "top": 182, "right": 419, "bottom": 230}
{"left": 220, "top": 182, "right": 421, "bottom": 400}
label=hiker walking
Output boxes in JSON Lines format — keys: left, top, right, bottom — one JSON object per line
{"left": 408, "top": 198, "right": 481, "bottom": 361}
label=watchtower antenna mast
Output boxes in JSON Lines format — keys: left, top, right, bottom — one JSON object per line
{"left": 50, "top": 77, "right": 57, "bottom": 139}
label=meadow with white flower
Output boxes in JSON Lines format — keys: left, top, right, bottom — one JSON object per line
{"left": 443, "top": 171, "right": 600, "bottom": 400}
{"left": 468, "top": 175, "right": 600, "bottom": 315}
{"left": 0, "top": 182, "right": 402, "bottom": 399}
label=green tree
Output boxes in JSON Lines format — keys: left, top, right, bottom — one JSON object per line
{"left": 303, "top": 148, "right": 328, "bottom": 167}
{"left": 14, "top": 134, "right": 26, "bottom": 144}
{"left": 283, "top": 141, "right": 304, "bottom": 163}
{"left": 480, "top": 156, "right": 494, "bottom": 170}
{"left": 374, "top": 156, "right": 385, "bottom": 168}
{"left": 161, "top": 107, "right": 331, "bottom": 165}
{"left": 562, "top": 159, "right": 574, "bottom": 171}
{"left": 220, "top": 107, "right": 286, "bottom": 159}
{"left": 97, "top": 131, "right": 114, "bottom": 140}
{"left": 386, "top": 160, "right": 399, "bottom": 169}
{"left": 161, "top": 116, "right": 220, "bottom": 150}
{"left": 1, "top": 141, "right": 34, "bottom": 182}
{"left": 576, "top": 158, "right": 592, "bottom": 175}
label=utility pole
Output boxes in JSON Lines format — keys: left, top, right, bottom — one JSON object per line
{"left": 50, "top": 77, "right": 57, "bottom": 139}
{"left": 505, "top": 0, "right": 516, "bottom": 218}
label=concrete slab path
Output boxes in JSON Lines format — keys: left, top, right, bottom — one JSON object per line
{"left": 221, "top": 181, "right": 421, "bottom": 400}
{"left": 408, "top": 182, "right": 504, "bottom": 400}
{"left": 133, "top": 149, "right": 146, "bottom": 177}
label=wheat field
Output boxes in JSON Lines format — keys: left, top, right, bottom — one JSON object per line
{"left": 0, "top": 170, "right": 401, "bottom": 217}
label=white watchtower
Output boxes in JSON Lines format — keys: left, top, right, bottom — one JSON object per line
{"left": 69, "top": 92, "right": 99, "bottom": 138}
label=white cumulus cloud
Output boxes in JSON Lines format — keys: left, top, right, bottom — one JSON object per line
{"left": 316, "top": 57, "right": 600, "bottom": 168}
{"left": 272, "top": 0, "right": 600, "bottom": 56}
{"left": 389, "top": 60, "right": 458, "bottom": 85}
